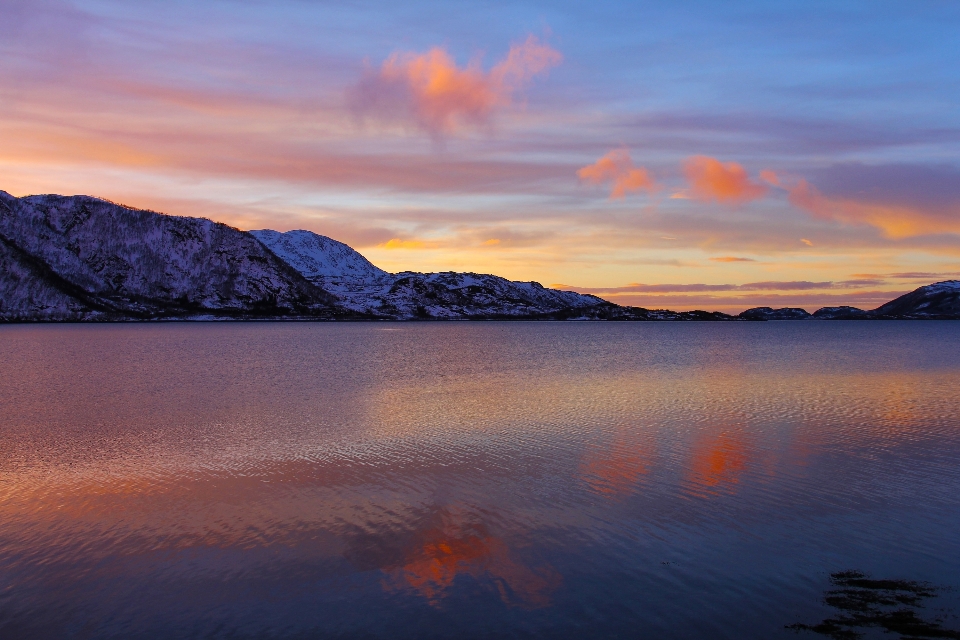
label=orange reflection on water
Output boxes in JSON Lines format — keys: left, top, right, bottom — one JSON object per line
{"left": 685, "top": 430, "right": 749, "bottom": 495}
{"left": 382, "top": 515, "right": 560, "bottom": 608}
{"left": 581, "top": 439, "right": 652, "bottom": 497}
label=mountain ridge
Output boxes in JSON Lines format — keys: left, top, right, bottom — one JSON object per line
{"left": 1, "top": 192, "right": 958, "bottom": 321}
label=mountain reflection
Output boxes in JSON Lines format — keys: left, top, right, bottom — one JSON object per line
{"left": 381, "top": 510, "right": 560, "bottom": 608}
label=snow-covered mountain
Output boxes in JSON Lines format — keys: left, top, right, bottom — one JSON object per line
{"left": 250, "top": 229, "right": 388, "bottom": 281}
{"left": 872, "top": 280, "right": 960, "bottom": 318}
{"left": 5, "top": 191, "right": 956, "bottom": 322}
{"left": 249, "top": 228, "right": 633, "bottom": 319}
{"left": 0, "top": 192, "right": 339, "bottom": 320}
{"left": 0, "top": 193, "right": 641, "bottom": 321}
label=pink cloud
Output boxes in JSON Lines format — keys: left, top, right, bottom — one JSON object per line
{"left": 351, "top": 35, "right": 561, "bottom": 135}
{"left": 786, "top": 179, "right": 956, "bottom": 239}
{"left": 683, "top": 156, "right": 768, "bottom": 204}
{"left": 577, "top": 149, "right": 656, "bottom": 199}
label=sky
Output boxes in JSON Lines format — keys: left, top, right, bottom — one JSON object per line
{"left": 2, "top": 0, "right": 959, "bottom": 312}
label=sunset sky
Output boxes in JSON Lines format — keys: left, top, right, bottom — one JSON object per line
{"left": 2, "top": 0, "right": 959, "bottom": 312}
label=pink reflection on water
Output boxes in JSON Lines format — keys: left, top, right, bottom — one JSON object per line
{"left": 381, "top": 511, "right": 560, "bottom": 608}
{"left": 685, "top": 430, "right": 749, "bottom": 496}
{"left": 581, "top": 437, "right": 653, "bottom": 497}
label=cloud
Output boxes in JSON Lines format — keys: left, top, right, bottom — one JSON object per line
{"left": 786, "top": 163, "right": 960, "bottom": 239}
{"left": 624, "top": 112, "right": 960, "bottom": 156}
{"left": 560, "top": 280, "right": 874, "bottom": 295}
{"left": 350, "top": 35, "right": 561, "bottom": 135}
{"left": 788, "top": 179, "right": 946, "bottom": 239}
{"left": 577, "top": 149, "right": 656, "bottom": 199}
{"left": 379, "top": 238, "right": 441, "bottom": 250}
{"left": 709, "top": 256, "right": 755, "bottom": 262}
{"left": 759, "top": 170, "right": 781, "bottom": 186}
{"left": 683, "top": 156, "right": 768, "bottom": 204}
{"left": 889, "top": 271, "right": 958, "bottom": 279}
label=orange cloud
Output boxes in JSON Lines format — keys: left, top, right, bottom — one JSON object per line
{"left": 353, "top": 35, "right": 561, "bottom": 135}
{"left": 379, "top": 238, "right": 441, "bottom": 250}
{"left": 788, "top": 179, "right": 958, "bottom": 239}
{"left": 577, "top": 149, "right": 656, "bottom": 199}
{"left": 709, "top": 256, "right": 756, "bottom": 263}
{"left": 759, "top": 169, "right": 781, "bottom": 186}
{"left": 683, "top": 156, "right": 768, "bottom": 204}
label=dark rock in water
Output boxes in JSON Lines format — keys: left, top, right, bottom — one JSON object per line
{"left": 738, "top": 306, "right": 812, "bottom": 321}
{"left": 788, "top": 570, "right": 960, "bottom": 639}
{"left": 871, "top": 280, "right": 960, "bottom": 318}
{"left": 812, "top": 306, "right": 871, "bottom": 320}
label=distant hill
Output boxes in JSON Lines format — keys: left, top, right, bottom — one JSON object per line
{"left": 738, "top": 281, "right": 960, "bottom": 320}
{"left": 871, "top": 281, "right": 960, "bottom": 318}
{"left": 2, "top": 191, "right": 957, "bottom": 322}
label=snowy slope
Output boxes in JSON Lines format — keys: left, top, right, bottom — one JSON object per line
{"left": 250, "top": 229, "right": 616, "bottom": 319}
{"left": 0, "top": 192, "right": 339, "bottom": 320}
{"left": 871, "top": 280, "right": 960, "bottom": 317}
{"left": 250, "top": 229, "right": 388, "bottom": 280}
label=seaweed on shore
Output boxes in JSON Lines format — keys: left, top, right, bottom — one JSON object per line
{"left": 788, "top": 571, "right": 960, "bottom": 639}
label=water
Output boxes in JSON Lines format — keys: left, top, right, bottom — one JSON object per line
{"left": 1, "top": 322, "right": 959, "bottom": 639}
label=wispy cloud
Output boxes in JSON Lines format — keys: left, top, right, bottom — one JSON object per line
{"left": 709, "top": 256, "right": 756, "bottom": 263}
{"left": 785, "top": 163, "right": 960, "bottom": 239}
{"left": 577, "top": 149, "right": 656, "bottom": 199}
{"left": 350, "top": 35, "right": 561, "bottom": 135}
{"left": 379, "top": 238, "right": 443, "bottom": 250}
{"left": 561, "top": 280, "right": 884, "bottom": 295}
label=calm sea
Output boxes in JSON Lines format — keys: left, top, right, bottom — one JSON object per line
{"left": 2, "top": 322, "right": 959, "bottom": 639}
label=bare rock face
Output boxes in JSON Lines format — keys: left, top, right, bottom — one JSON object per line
{"left": 0, "top": 192, "right": 339, "bottom": 320}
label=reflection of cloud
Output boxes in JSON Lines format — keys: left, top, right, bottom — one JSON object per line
{"left": 350, "top": 35, "right": 561, "bottom": 135}
{"left": 382, "top": 513, "right": 560, "bottom": 608}
{"left": 685, "top": 431, "right": 748, "bottom": 494}
{"left": 581, "top": 440, "right": 652, "bottom": 497}
{"left": 578, "top": 149, "right": 656, "bottom": 199}
{"left": 683, "top": 156, "right": 768, "bottom": 204}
